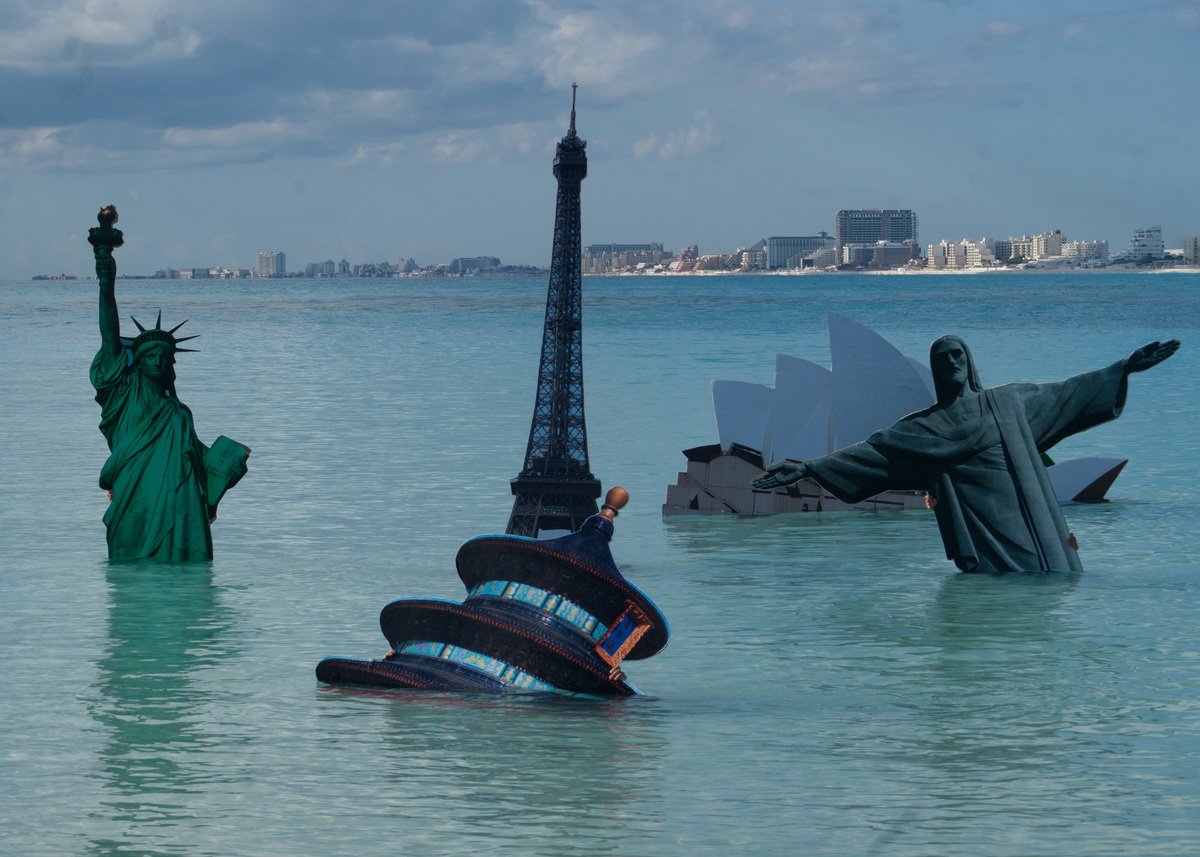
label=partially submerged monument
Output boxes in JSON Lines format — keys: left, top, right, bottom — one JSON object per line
{"left": 665, "top": 313, "right": 1129, "bottom": 516}
{"left": 316, "top": 487, "right": 669, "bottom": 695}
{"left": 752, "top": 333, "right": 1179, "bottom": 573}
{"left": 89, "top": 206, "right": 249, "bottom": 562}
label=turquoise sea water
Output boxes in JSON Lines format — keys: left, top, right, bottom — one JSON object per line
{"left": 2, "top": 272, "right": 1198, "bottom": 856}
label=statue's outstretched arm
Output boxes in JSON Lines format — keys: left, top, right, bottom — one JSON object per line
{"left": 752, "top": 460, "right": 811, "bottom": 490}
{"left": 1126, "top": 339, "right": 1180, "bottom": 374}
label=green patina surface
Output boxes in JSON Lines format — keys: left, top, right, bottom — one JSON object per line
{"left": 89, "top": 207, "right": 248, "bottom": 562}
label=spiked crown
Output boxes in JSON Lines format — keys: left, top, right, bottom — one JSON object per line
{"left": 130, "top": 310, "right": 199, "bottom": 354}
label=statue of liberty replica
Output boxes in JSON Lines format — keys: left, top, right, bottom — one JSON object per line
{"left": 89, "top": 206, "right": 249, "bottom": 562}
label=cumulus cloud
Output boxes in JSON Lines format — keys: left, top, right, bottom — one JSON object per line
{"left": 0, "top": 0, "right": 203, "bottom": 70}
{"left": 532, "top": 4, "right": 667, "bottom": 96}
{"left": 339, "top": 141, "right": 407, "bottom": 168}
{"left": 162, "top": 119, "right": 299, "bottom": 149}
{"left": 306, "top": 89, "right": 420, "bottom": 123}
{"left": 430, "top": 122, "right": 544, "bottom": 164}
{"left": 745, "top": 4, "right": 980, "bottom": 102}
{"left": 983, "top": 20, "right": 1025, "bottom": 39}
{"left": 0, "top": 128, "right": 77, "bottom": 169}
{"left": 1, "top": 0, "right": 1186, "bottom": 174}
{"left": 633, "top": 113, "right": 717, "bottom": 160}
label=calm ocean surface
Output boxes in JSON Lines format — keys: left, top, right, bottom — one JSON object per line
{"left": 2, "top": 272, "right": 1198, "bottom": 856}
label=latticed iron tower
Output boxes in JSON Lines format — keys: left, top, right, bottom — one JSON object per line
{"left": 507, "top": 85, "right": 601, "bottom": 537}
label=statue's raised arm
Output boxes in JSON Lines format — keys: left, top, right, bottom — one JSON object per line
{"left": 89, "top": 205, "right": 124, "bottom": 362}
{"left": 1126, "top": 339, "right": 1180, "bottom": 374}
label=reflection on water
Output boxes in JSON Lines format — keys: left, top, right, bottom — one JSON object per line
{"left": 916, "top": 573, "right": 1082, "bottom": 758}
{"left": 305, "top": 689, "right": 672, "bottom": 853}
{"left": 929, "top": 570, "right": 1079, "bottom": 646}
{"left": 87, "top": 563, "right": 235, "bottom": 855}
{"left": 654, "top": 511, "right": 1196, "bottom": 852}
{"left": 871, "top": 572, "right": 1151, "bottom": 850}
{"left": 663, "top": 509, "right": 947, "bottom": 574}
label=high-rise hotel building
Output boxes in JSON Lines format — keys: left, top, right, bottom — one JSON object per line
{"left": 765, "top": 234, "right": 835, "bottom": 269}
{"left": 256, "top": 250, "right": 286, "bottom": 277}
{"left": 834, "top": 209, "right": 919, "bottom": 252}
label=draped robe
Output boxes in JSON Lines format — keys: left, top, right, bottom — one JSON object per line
{"left": 91, "top": 348, "right": 213, "bottom": 561}
{"left": 804, "top": 361, "right": 1129, "bottom": 573}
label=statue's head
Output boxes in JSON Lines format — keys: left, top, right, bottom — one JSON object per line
{"left": 134, "top": 340, "right": 176, "bottom": 384}
{"left": 129, "top": 312, "right": 197, "bottom": 388}
{"left": 929, "top": 335, "right": 982, "bottom": 403}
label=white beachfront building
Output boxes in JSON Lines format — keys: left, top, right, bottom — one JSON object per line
{"left": 1032, "top": 229, "right": 1064, "bottom": 259}
{"left": 926, "top": 238, "right": 993, "bottom": 269}
{"left": 1061, "top": 239, "right": 1109, "bottom": 263}
{"left": 1111, "top": 226, "right": 1165, "bottom": 263}
{"left": 1185, "top": 235, "right": 1200, "bottom": 265}
{"left": 927, "top": 230, "right": 1087, "bottom": 268}
{"left": 965, "top": 238, "right": 996, "bottom": 268}
{"left": 926, "top": 240, "right": 964, "bottom": 269}
{"left": 255, "top": 250, "right": 286, "bottom": 277}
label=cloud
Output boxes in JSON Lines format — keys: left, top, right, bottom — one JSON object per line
{"left": 984, "top": 20, "right": 1024, "bottom": 39}
{"left": 633, "top": 113, "right": 717, "bottom": 159}
{"left": 0, "top": 0, "right": 203, "bottom": 71}
{"left": 0, "top": 127, "right": 78, "bottom": 168}
{"left": 162, "top": 119, "right": 299, "bottom": 149}
{"left": 1061, "top": 21, "right": 1084, "bottom": 39}
{"left": 339, "top": 141, "right": 407, "bottom": 168}
{"left": 430, "top": 122, "right": 544, "bottom": 164}
{"left": 631, "top": 135, "right": 658, "bottom": 160}
{"left": 1, "top": 0, "right": 1185, "bottom": 176}
{"left": 532, "top": 5, "right": 667, "bottom": 96}
{"left": 740, "top": 4, "right": 984, "bottom": 103}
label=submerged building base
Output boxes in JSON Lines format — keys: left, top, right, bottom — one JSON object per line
{"left": 663, "top": 443, "right": 1127, "bottom": 516}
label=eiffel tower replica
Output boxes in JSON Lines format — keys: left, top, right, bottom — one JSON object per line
{"left": 507, "top": 85, "right": 602, "bottom": 537}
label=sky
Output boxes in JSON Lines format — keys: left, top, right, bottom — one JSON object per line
{"left": 2, "top": 0, "right": 1198, "bottom": 277}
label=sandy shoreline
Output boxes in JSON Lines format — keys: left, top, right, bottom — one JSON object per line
{"left": 592, "top": 264, "right": 1200, "bottom": 277}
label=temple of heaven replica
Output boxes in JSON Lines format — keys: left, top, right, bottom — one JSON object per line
{"left": 316, "top": 487, "right": 669, "bottom": 697}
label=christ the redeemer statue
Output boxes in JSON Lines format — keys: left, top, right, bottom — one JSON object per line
{"left": 752, "top": 335, "right": 1179, "bottom": 573}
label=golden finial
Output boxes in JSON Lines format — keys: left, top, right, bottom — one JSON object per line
{"left": 599, "top": 486, "right": 629, "bottom": 521}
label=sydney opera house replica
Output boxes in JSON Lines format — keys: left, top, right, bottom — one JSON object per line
{"left": 664, "top": 314, "right": 1127, "bottom": 516}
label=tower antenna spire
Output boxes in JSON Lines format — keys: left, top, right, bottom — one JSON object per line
{"left": 569, "top": 82, "right": 578, "bottom": 136}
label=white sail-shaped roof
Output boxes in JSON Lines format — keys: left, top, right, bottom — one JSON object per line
{"left": 906, "top": 356, "right": 936, "bottom": 401}
{"left": 764, "top": 354, "right": 833, "bottom": 464}
{"left": 828, "top": 313, "right": 937, "bottom": 449}
{"left": 712, "top": 380, "right": 773, "bottom": 456}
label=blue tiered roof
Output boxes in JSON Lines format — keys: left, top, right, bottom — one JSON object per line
{"left": 316, "top": 488, "right": 668, "bottom": 697}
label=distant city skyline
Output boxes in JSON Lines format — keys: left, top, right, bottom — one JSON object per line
{"left": 31, "top": 207, "right": 1196, "bottom": 278}
{"left": 18, "top": 203, "right": 1197, "bottom": 280}
{"left": 3, "top": 1, "right": 1198, "bottom": 279}
{"left": 104, "top": 217, "right": 1191, "bottom": 280}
